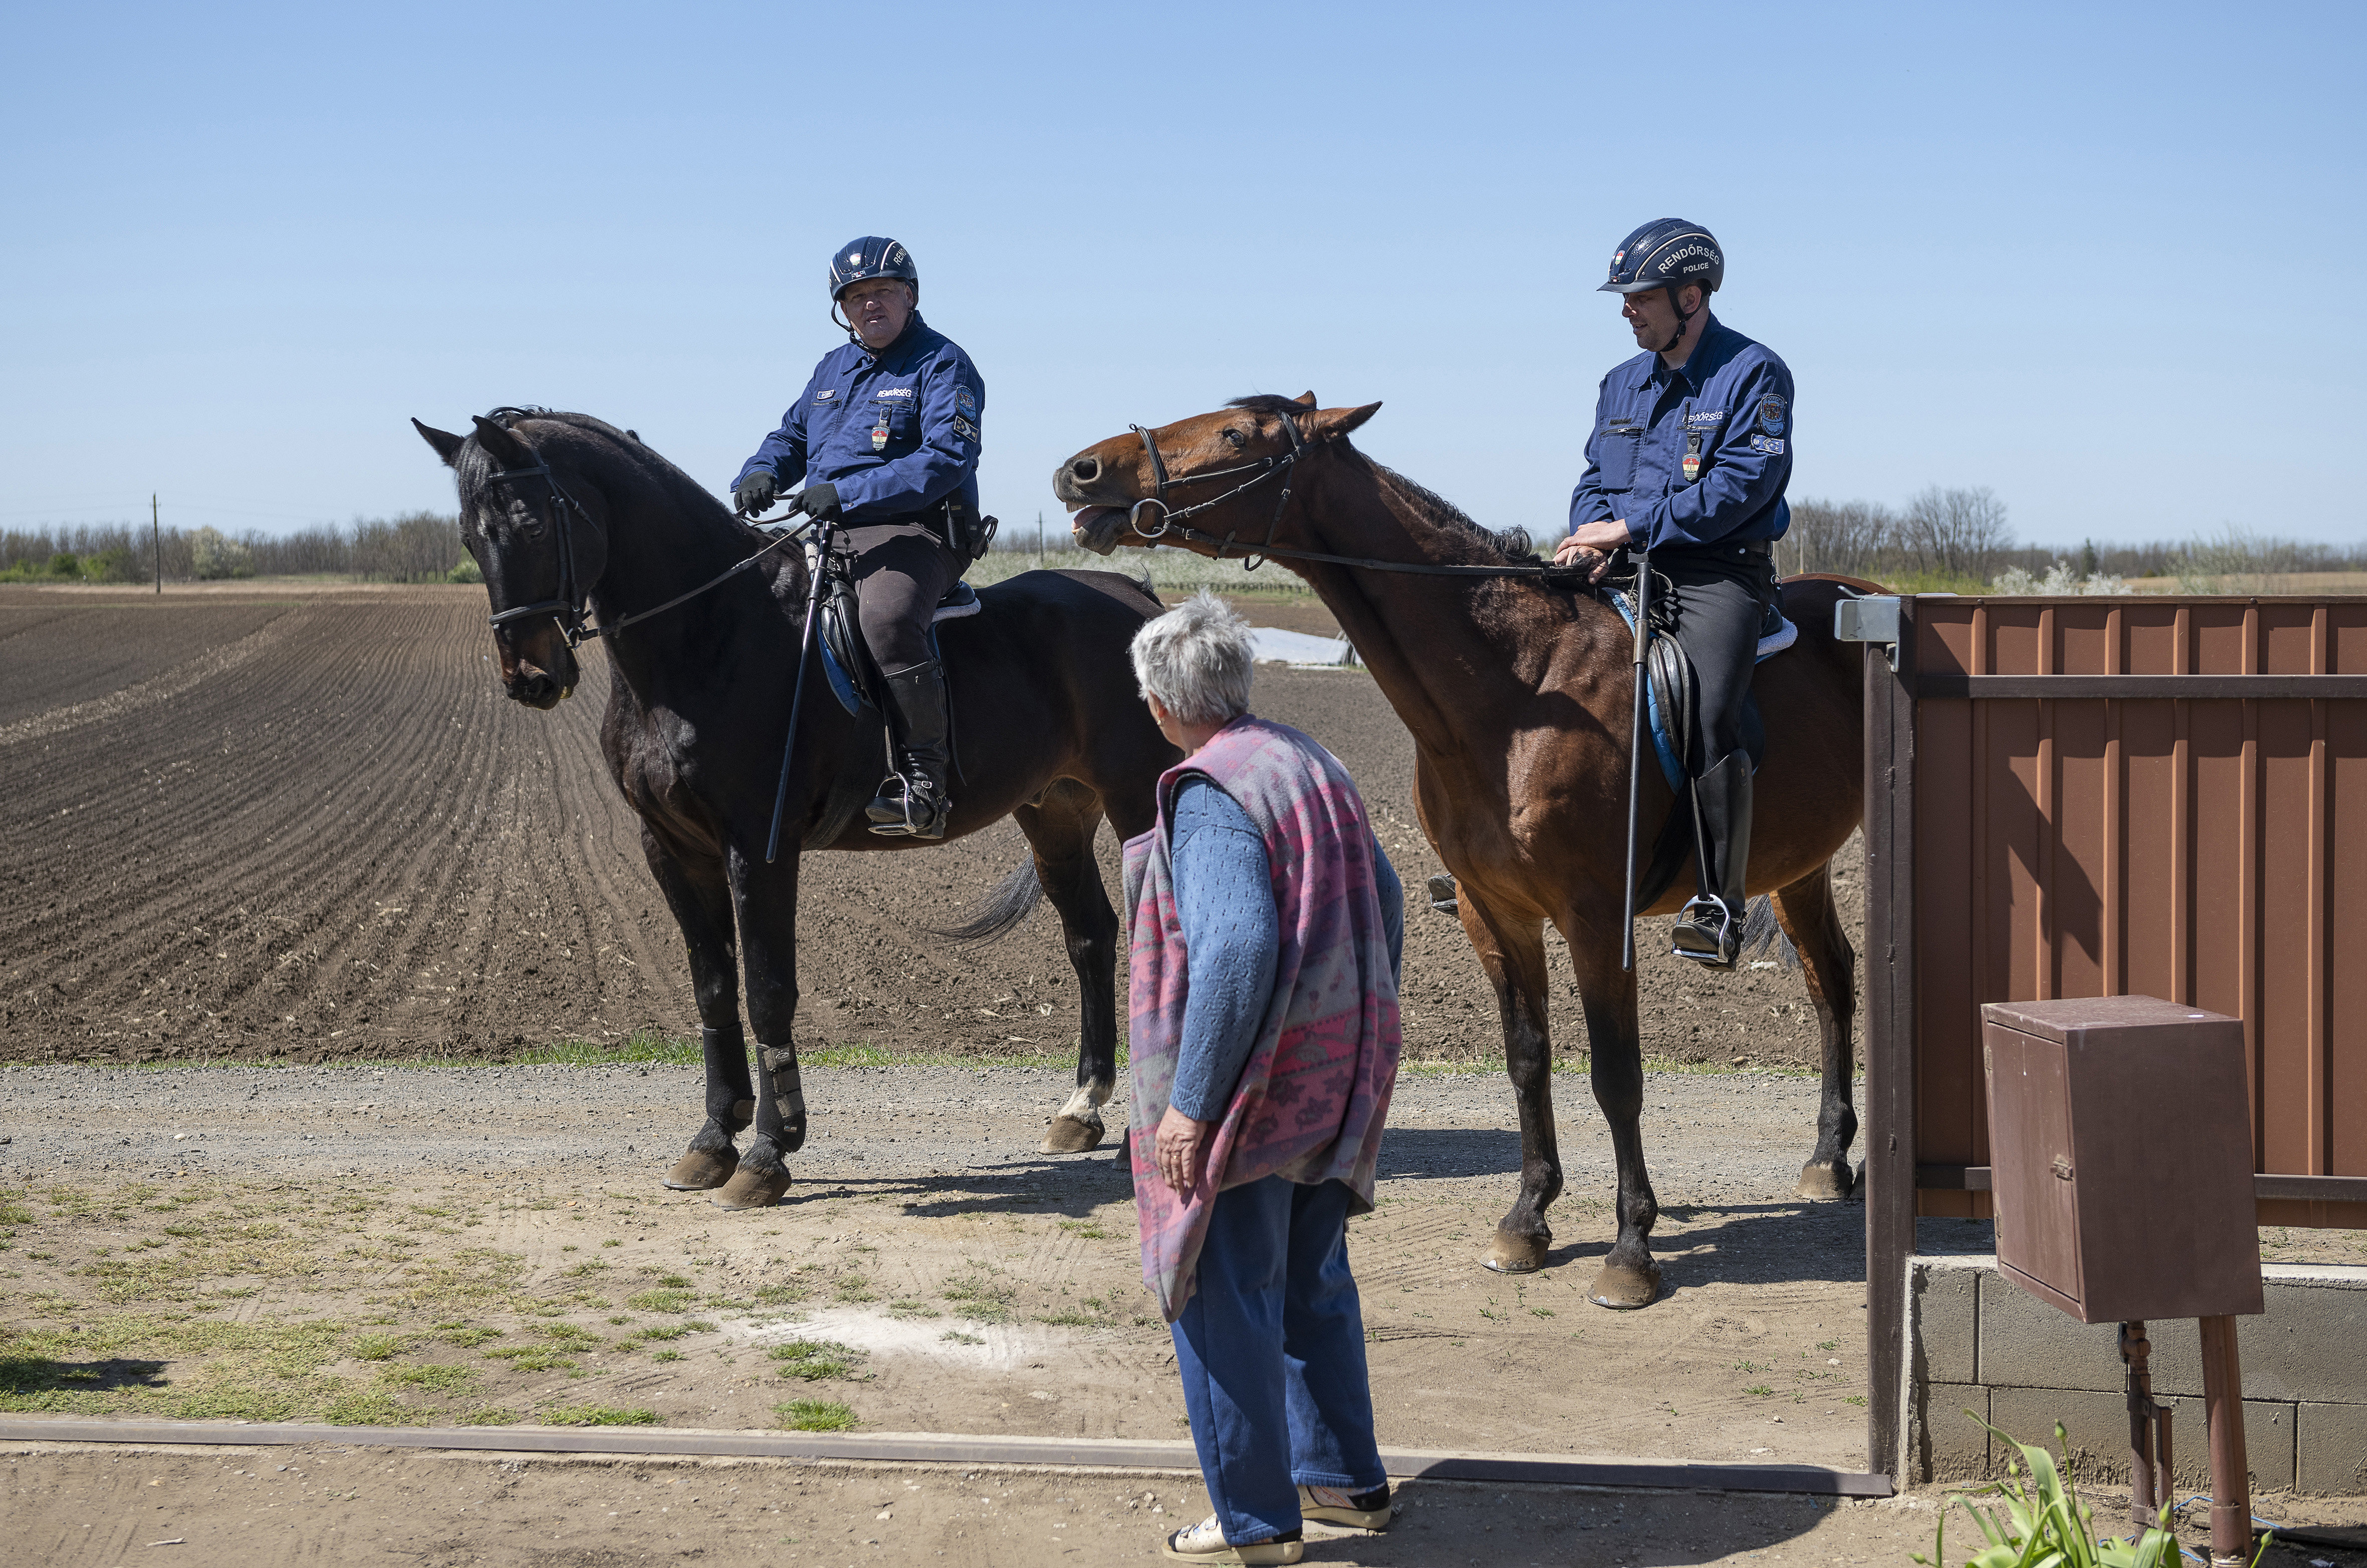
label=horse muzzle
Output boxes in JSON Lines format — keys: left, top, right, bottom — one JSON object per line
{"left": 1069, "top": 505, "right": 1126, "bottom": 556}
{"left": 496, "top": 629, "right": 579, "bottom": 710}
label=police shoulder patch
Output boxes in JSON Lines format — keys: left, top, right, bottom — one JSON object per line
{"left": 1758, "top": 395, "right": 1787, "bottom": 436}
{"left": 955, "top": 385, "right": 977, "bottom": 416}
{"left": 952, "top": 415, "right": 979, "bottom": 443}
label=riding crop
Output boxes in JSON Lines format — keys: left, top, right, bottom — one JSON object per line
{"left": 1620, "top": 543, "right": 1653, "bottom": 973}
{"left": 764, "top": 514, "right": 838, "bottom": 865}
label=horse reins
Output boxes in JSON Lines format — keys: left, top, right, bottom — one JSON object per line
{"left": 1121, "top": 414, "right": 1597, "bottom": 586}
{"left": 478, "top": 437, "right": 807, "bottom": 649}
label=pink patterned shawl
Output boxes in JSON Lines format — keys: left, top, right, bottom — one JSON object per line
{"left": 1123, "top": 715, "right": 1401, "bottom": 1321}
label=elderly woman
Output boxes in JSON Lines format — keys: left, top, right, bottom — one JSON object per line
{"left": 1122, "top": 590, "right": 1405, "bottom": 1566}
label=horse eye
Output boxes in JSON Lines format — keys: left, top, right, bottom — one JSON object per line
{"left": 1221, "top": 428, "right": 1246, "bottom": 449}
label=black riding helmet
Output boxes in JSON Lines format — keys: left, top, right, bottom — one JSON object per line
{"left": 1599, "top": 219, "right": 1722, "bottom": 355}
{"left": 828, "top": 236, "right": 918, "bottom": 340}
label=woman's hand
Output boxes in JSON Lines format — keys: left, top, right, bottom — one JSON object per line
{"left": 1154, "top": 1104, "right": 1215, "bottom": 1196}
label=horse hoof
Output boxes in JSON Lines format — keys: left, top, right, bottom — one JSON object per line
{"left": 1481, "top": 1230, "right": 1549, "bottom": 1274}
{"left": 663, "top": 1148, "right": 738, "bottom": 1191}
{"left": 711, "top": 1165, "right": 792, "bottom": 1210}
{"left": 1795, "top": 1159, "right": 1855, "bottom": 1201}
{"left": 1587, "top": 1261, "right": 1663, "bottom": 1310}
{"left": 1038, "top": 1114, "right": 1105, "bottom": 1155}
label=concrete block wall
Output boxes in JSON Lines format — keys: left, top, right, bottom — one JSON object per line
{"left": 1904, "top": 1256, "right": 2367, "bottom": 1494}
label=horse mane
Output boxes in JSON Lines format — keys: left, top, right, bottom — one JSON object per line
{"left": 456, "top": 408, "right": 761, "bottom": 544}
{"left": 1225, "top": 395, "right": 1550, "bottom": 571}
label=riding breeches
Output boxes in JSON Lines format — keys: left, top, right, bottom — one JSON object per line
{"left": 1661, "top": 541, "right": 1777, "bottom": 775}
{"left": 844, "top": 521, "right": 963, "bottom": 672}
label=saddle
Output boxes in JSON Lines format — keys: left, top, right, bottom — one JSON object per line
{"left": 816, "top": 571, "right": 981, "bottom": 717}
{"left": 1605, "top": 571, "right": 1797, "bottom": 913}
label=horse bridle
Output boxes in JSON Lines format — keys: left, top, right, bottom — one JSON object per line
{"left": 480, "top": 451, "right": 606, "bottom": 648}
{"left": 1115, "top": 412, "right": 1600, "bottom": 586}
{"left": 1125, "top": 409, "right": 1307, "bottom": 569}
{"left": 476, "top": 424, "right": 805, "bottom": 649}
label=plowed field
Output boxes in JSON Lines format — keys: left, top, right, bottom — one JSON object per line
{"left": 0, "top": 582, "right": 1856, "bottom": 1069}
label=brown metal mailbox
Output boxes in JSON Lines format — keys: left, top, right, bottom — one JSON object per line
{"left": 1981, "top": 995, "right": 2264, "bottom": 1324}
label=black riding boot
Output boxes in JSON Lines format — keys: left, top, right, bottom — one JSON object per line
{"left": 1671, "top": 749, "right": 1752, "bottom": 968}
{"left": 866, "top": 658, "right": 952, "bottom": 840}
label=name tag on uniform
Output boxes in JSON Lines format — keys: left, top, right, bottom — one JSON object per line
{"left": 874, "top": 386, "right": 914, "bottom": 399}
{"left": 814, "top": 389, "right": 835, "bottom": 400}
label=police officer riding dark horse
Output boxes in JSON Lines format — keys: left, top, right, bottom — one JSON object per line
{"left": 1555, "top": 220, "right": 1794, "bottom": 970}
{"left": 732, "top": 236, "right": 984, "bottom": 842}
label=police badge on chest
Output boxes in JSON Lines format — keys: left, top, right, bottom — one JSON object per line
{"left": 872, "top": 410, "right": 890, "bottom": 453}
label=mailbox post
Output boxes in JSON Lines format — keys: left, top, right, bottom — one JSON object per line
{"left": 1980, "top": 996, "right": 2264, "bottom": 1566}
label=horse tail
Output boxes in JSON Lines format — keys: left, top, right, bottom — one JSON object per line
{"left": 930, "top": 857, "right": 1044, "bottom": 943}
{"left": 1739, "top": 894, "right": 1799, "bottom": 970}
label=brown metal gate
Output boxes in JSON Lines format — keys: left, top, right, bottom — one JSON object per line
{"left": 1858, "top": 594, "right": 2367, "bottom": 1477}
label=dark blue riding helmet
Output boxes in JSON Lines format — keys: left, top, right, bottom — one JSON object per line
{"left": 1599, "top": 219, "right": 1723, "bottom": 296}
{"left": 828, "top": 236, "right": 918, "bottom": 300}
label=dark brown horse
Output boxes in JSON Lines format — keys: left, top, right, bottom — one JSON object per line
{"left": 1057, "top": 394, "right": 1867, "bottom": 1309}
{"left": 413, "top": 410, "right": 1177, "bottom": 1207}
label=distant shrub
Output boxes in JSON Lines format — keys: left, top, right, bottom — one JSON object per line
{"left": 190, "top": 527, "right": 254, "bottom": 580}
{"left": 448, "top": 557, "right": 484, "bottom": 585}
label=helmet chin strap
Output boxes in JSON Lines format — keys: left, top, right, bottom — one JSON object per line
{"left": 1660, "top": 284, "right": 1698, "bottom": 357}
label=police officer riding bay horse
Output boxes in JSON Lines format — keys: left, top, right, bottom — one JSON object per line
{"left": 413, "top": 237, "right": 1179, "bottom": 1209}
{"left": 1061, "top": 221, "right": 1872, "bottom": 1310}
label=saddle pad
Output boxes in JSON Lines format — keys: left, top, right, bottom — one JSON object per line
{"left": 819, "top": 580, "right": 976, "bottom": 717}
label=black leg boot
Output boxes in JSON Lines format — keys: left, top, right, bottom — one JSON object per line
{"left": 1670, "top": 750, "right": 1753, "bottom": 968}
{"left": 865, "top": 658, "right": 953, "bottom": 840}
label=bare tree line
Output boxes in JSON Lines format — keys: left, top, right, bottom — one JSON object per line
{"left": 1779, "top": 488, "right": 2367, "bottom": 588}
{"left": 1, "top": 513, "right": 466, "bottom": 583}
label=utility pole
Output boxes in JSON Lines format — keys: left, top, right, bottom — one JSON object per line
{"left": 1036, "top": 510, "right": 1044, "bottom": 570}
{"left": 152, "top": 493, "right": 161, "bottom": 595}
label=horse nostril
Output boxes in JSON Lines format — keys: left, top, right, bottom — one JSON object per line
{"left": 1071, "top": 457, "right": 1100, "bottom": 482}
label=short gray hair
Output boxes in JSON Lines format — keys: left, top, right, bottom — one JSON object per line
{"left": 1130, "top": 589, "right": 1254, "bottom": 725}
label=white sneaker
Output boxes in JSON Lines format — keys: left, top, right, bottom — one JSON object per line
{"left": 1298, "top": 1480, "right": 1393, "bottom": 1529}
{"left": 1159, "top": 1512, "right": 1306, "bottom": 1564}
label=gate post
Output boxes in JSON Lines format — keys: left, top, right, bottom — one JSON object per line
{"left": 1858, "top": 596, "right": 1919, "bottom": 1481}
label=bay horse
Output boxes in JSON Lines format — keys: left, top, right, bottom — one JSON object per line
{"left": 412, "top": 409, "right": 1176, "bottom": 1208}
{"left": 1056, "top": 394, "right": 1866, "bottom": 1309}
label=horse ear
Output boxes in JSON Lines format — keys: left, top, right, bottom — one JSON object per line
{"left": 1292, "top": 391, "right": 1317, "bottom": 408}
{"left": 1303, "top": 401, "right": 1381, "bottom": 442}
{"left": 470, "top": 414, "right": 532, "bottom": 469}
{"left": 413, "top": 419, "right": 468, "bottom": 468}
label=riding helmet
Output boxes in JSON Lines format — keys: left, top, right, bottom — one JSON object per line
{"left": 1599, "top": 219, "right": 1723, "bottom": 296}
{"left": 828, "top": 237, "right": 918, "bottom": 300}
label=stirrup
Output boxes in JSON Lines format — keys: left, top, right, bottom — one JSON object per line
{"left": 1670, "top": 895, "right": 1742, "bottom": 968}
{"left": 866, "top": 771, "right": 948, "bottom": 840}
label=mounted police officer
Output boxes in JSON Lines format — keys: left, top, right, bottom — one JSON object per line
{"left": 1555, "top": 220, "right": 1794, "bottom": 968}
{"left": 732, "top": 236, "right": 985, "bottom": 841}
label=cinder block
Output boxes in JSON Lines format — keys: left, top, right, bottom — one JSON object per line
{"left": 1985, "top": 1388, "right": 2295, "bottom": 1492}
{"left": 1978, "top": 1272, "right": 2125, "bottom": 1391}
{"left": 2296, "top": 1401, "right": 2367, "bottom": 1495}
{"left": 1912, "top": 1259, "right": 1981, "bottom": 1385}
{"left": 1909, "top": 1382, "right": 1990, "bottom": 1485}
{"left": 2218, "top": 1274, "right": 2367, "bottom": 1404}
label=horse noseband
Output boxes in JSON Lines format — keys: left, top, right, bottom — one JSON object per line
{"left": 1124, "top": 413, "right": 1306, "bottom": 567}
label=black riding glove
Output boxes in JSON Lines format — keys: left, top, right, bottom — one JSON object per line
{"left": 796, "top": 482, "right": 843, "bottom": 521}
{"left": 732, "top": 470, "right": 777, "bottom": 517}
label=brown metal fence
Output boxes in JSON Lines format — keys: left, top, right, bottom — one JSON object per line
{"left": 1859, "top": 594, "right": 2367, "bottom": 1475}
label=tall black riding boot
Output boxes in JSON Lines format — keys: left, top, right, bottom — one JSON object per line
{"left": 866, "top": 658, "right": 953, "bottom": 840}
{"left": 1671, "top": 749, "right": 1753, "bottom": 968}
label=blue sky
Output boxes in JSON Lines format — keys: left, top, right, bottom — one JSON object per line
{"left": 3, "top": 2, "right": 2360, "bottom": 549}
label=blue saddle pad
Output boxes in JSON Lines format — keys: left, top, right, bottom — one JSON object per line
{"left": 1609, "top": 597, "right": 1795, "bottom": 793}
{"left": 819, "top": 580, "right": 983, "bottom": 717}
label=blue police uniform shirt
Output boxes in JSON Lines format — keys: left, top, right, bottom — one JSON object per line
{"left": 1568, "top": 314, "right": 1793, "bottom": 552}
{"left": 734, "top": 312, "right": 983, "bottom": 526}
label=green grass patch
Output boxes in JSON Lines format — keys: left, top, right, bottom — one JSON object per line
{"left": 459, "top": 1407, "right": 519, "bottom": 1425}
{"left": 321, "top": 1388, "right": 410, "bottom": 1425}
{"left": 651, "top": 1349, "right": 683, "bottom": 1363}
{"left": 886, "top": 1298, "right": 938, "bottom": 1320}
{"left": 351, "top": 1334, "right": 403, "bottom": 1362}
{"left": 435, "top": 1326, "right": 504, "bottom": 1348}
{"left": 940, "top": 1267, "right": 1017, "bottom": 1324}
{"left": 775, "top": 1399, "right": 855, "bottom": 1432}
{"left": 540, "top": 1403, "right": 659, "bottom": 1427}
{"left": 483, "top": 1346, "right": 576, "bottom": 1372}
{"left": 626, "top": 1288, "right": 697, "bottom": 1314}
{"left": 939, "top": 1330, "right": 985, "bottom": 1346}
{"left": 380, "top": 1363, "right": 478, "bottom": 1392}
{"left": 754, "top": 1282, "right": 807, "bottom": 1305}
{"left": 510, "top": 1028, "right": 702, "bottom": 1067}
{"left": 766, "top": 1340, "right": 866, "bottom": 1381}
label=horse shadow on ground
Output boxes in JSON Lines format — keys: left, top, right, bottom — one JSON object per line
{"left": 780, "top": 1127, "right": 1871, "bottom": 1293}
{"left": 0, "top": 1355, "right": 168, "bottom": 1398}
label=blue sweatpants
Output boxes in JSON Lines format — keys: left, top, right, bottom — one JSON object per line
{"left": 1170, "top": 1175, "right": 1386, "bottom": 1543}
